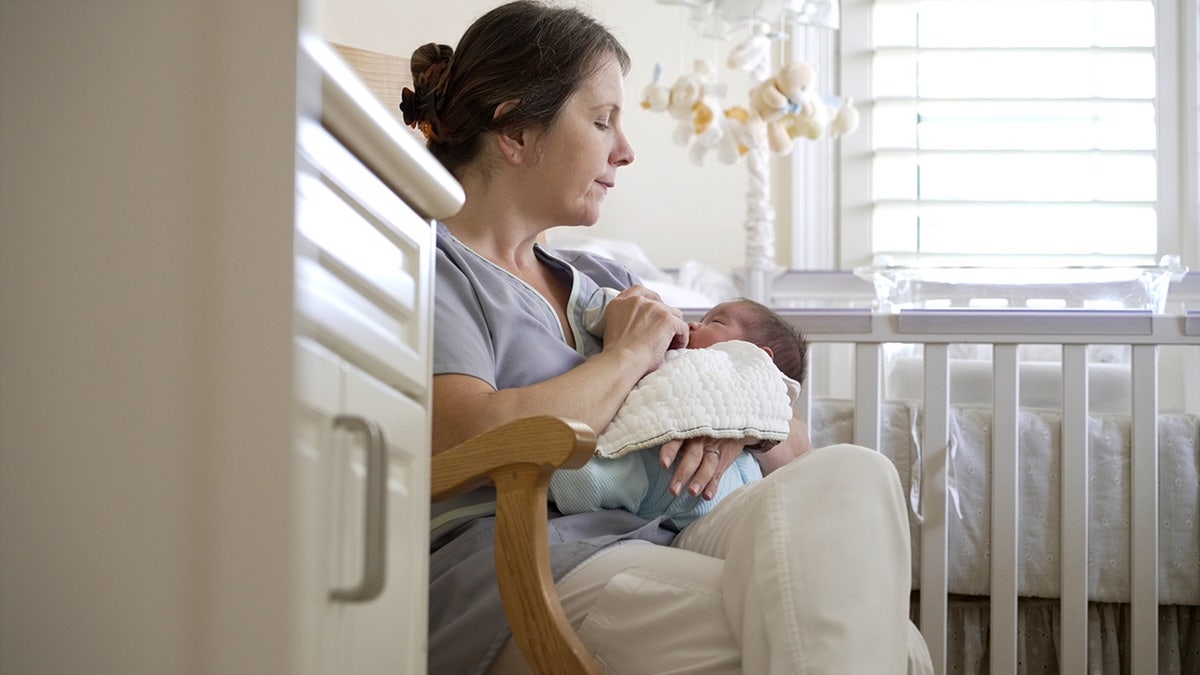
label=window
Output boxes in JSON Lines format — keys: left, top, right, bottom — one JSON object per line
{"left": 832, "top": 0, "right": 1197, "bottom": 268}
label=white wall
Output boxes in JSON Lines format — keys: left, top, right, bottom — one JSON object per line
{"left": 314, "top": 0, "right": 790, "bottom": 274}
{"left": 1, "top": 1, "right": 299, "bottom": 672}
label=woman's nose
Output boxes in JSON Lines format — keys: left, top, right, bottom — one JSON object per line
{"left": 612, "top": 128, "right": 635, "bottom": 167}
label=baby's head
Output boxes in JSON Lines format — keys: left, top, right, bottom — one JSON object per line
{"left": 688, "top": 299, "right": 809, "bottom": 386}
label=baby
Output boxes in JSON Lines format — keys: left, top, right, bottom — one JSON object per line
{"left": 549, "top": 298, "right": 809, "bottom": 528}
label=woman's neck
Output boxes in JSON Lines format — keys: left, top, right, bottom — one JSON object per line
{"left": 443, "top": 180, "right": 545, "bottom": 274}
{"left": 443, "top": 171, "right": 576, "bottom": 346}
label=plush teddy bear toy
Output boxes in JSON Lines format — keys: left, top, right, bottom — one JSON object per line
{"left": 640, "top": 64, "right": 671, "bottom": 114}
{"left": 747, "top": 60, "right": 817, "bottom": 155}
{"left": 829, "top": 96, "right": 860, "bottom": 139}
{"left": 714, "top": 106, "right": 756, "bottom": 164}
{"left": 641, "top": 60, "right": 732, "bottom": 165}
{"left": 666, "top": 60, "right": 724, "bottom": 150}
{"left": 783, "top": 94, "right": 830, "bottom": 141}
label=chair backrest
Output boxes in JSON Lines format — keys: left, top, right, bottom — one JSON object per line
{"left": 330, "top": 41, "right": 550, "bottom": 245}
{"left": 328, "top": 42, "right": 421, "bottom": 141}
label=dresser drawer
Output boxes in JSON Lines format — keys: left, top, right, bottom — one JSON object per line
{"left": 295, "top": 119, "right": 433, "bottom": 398}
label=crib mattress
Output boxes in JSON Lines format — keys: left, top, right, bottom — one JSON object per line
{"left": 810, "top": 400, "right": 1200, "bottom": 604}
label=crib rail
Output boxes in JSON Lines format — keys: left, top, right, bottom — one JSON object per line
{"left": 694, "top": 307, "right": 1199, "bottom": 675}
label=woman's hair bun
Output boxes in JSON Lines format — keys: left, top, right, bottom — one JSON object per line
{"left": 400, "top": 43, "right": 454, "bottom": 140}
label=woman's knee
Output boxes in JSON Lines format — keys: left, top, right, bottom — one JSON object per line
{"left": 781, "top": 443, "right": 900, "bottom": 489}
{"left": 772, "top": 443, "right": 909, "bottom": 540}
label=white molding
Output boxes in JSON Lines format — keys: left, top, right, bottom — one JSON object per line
{"left": 788, "top": 23, "right": 840, "bottom": 269}
{"left": 835, "top": 0, "right": 875, "bottom": 269}
{"left": 1158, "top": 0, "right": 1183, "bottom": 259}
{"left": 1178, "top": 0, "right": 1200, "bottom": 269}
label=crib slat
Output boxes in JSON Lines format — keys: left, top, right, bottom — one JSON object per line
{"left": 920, "top": 344, "right": 950, "bottom": 675}
{"left": 1130, "top": 344, "right": 1159, "bottom": 672}
{"left": 797, "top": 371, "right": 814, "bottom": 427}
{"left": 990, "top": 344, "right": 1020, "bottom": 674}
{"left": 1060, "top": 345, "right": 1089, "bottom": 673}
{"left": 854, "top": 343, "right": 882, "bottom": 450}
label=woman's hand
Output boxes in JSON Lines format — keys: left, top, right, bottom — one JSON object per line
{"left": 656, "top": 414, "right": 815, "bottom": 497}
{"left": 599, "top": 286, "right": 689, "bottom": 374}
{"left": 659, "top": 436, "right": 747, "bottom": 500}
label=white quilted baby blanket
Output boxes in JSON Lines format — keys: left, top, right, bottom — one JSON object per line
{"left": 596, "top": 340, "right": 801, "bottom": 459}
{"left": 549, "top": 340, "right": 801, "bottom": 527}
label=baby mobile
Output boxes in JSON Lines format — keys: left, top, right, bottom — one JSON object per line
{"left": 642, "top": 0, "right": 857, "bottom": 278}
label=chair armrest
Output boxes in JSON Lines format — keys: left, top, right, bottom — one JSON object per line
{"left": 431, "top": 416, "right": 602, "bottom": 675}
{"left": 431, "top": 415, "right": 595, "bottom": 500}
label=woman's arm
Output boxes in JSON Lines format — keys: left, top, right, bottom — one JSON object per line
{"left": 432, "top": 287, "right": 688, "bottom": 455}
{"left": 754, "top": 413, "right": 813, "bottom": 475}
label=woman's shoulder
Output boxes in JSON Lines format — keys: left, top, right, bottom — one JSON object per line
{"left": 434, "top": 223, "right": 636, "bottom": 286}
{"left": 539, "top": 244, "right": 641, "bottom": 289}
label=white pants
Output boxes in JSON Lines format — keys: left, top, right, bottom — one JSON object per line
{"left": 490, "top": 444, "right": 922, "bottom": 674}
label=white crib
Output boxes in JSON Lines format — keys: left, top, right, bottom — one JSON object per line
{"left": 769, "top": 305, "right": 1200, "bottom": 675}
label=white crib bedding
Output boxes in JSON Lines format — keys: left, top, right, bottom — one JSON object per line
{"left": 809, "top": 399, "right": 1200, "bottom": 605}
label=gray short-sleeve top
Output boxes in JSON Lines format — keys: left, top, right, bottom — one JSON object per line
{"left": 433, "top": 221, "right": 639, "bottom": 387}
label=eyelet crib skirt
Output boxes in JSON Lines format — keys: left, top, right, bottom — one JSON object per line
{"left": 809, "top": 399, "right": 1200, "bottom": 605}
{"left": 908, "top": 596, "right": 1200, "bottom": 675}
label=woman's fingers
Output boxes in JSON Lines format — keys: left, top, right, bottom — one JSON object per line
{"left": 669, "top": 438, "right": 706, "bottom": 496}
{"left": 619, "top": 285, "right": 687, "bottom": 347}
{"left": 659, "top": 438, "right": 683, "bottom": 470}
{"left": 602, "top": 286, "right": 689, "bottom": 362}
{"left": 664, "top": 436, "right": 742, "bottom": 499}
{"left": 702, "top": 438, "right": 746, "bottom": 498}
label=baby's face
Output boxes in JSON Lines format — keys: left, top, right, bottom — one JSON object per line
{"left": 687, "top": 301, "right": 752, "bottom": 349}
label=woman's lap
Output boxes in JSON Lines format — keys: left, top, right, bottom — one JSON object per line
{"left": 490, "top": 444, "right": 914, "bottom": 674}
{"left": 489, "top": 539, "right": 741, "bottom": 674}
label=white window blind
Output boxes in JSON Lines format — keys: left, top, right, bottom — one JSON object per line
{"left": 838, "top": 0, "right": 1180, "bottom": 266}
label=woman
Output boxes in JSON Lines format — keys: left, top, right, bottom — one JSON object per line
{"left": 404, "top": 2, "right": 921, "bottom": 673}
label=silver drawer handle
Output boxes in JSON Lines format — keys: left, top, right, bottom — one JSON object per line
{"left": 330, "top": 415, "right": 387, "bottom": 603}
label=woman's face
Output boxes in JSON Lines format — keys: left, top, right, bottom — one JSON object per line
{"left": 522, "top": 54, "right": 635, "bottom": 228}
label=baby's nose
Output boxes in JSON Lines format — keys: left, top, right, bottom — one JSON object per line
{"left": 687, "top": 321, "right": 699, "bottom": 331}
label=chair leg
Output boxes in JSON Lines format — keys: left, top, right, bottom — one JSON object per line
{"left": 491, "top": 463, "right": 602, "bottom": 675}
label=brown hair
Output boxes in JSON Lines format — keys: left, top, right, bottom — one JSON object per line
{"left": 736, "top": 299, "right": 810, "bottom": 387}
{"left": 400, "top": 1, "right": 631, "bottom": 176}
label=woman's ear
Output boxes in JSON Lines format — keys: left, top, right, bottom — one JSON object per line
{"left": 493, "top": 99, "right": 524, "bottom": 162}
{"left": 496, "top": 134, "right": 523, "bottom": 163}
